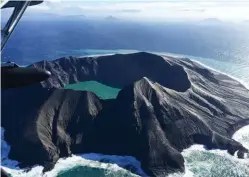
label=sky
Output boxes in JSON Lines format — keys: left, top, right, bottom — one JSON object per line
{"left": 3, "top": 0, "right": 249, "bottom": 22}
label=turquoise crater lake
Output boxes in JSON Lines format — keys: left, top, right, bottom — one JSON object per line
{"left": 64, "top": 81, "right": 121, "bottom": 99}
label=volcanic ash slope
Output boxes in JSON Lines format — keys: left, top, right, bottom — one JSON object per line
{"left": 2, "top": 52, "right": 249, "bottom": 177}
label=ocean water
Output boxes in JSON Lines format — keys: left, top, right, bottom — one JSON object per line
{"left": 1, "top": 124, "right": 249, "bottom": 177}
{"left": 1, "top": 50, "right": 249, "bottom": 177}
{"left": 2, "top": 20, "right": 249, "bottom": 67}
{"left": 1, "top": 128, "right": 146, "bottom": 177}
{"left": 1, "top": 19, "right": 249, "bottom": 177}
{"left": 44, "top": 49, "right": 139, "bottom": 59}
{"left": 155, "top": 51, "right": 249, "bottom": 89}
{"left": 47, "top": 49, "right": 249, "bottom": 89}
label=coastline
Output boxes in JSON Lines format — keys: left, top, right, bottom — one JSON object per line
{"left": 80, "top": 51, "right": 249, "bottom": 139}
{"left": 23, "top": 49, "right": 248, "bottom": 90}
{"left": 186, "top": 58, "right": 249, "bottom": 90}
{"left": 161, "top": 53, "right": 249, "bottom": 139}
{"left": 55, "top": 50, "right": 249, "bottom": 90}
{"left": 40, "top": 51, "right": 249, "bottom": 139}
{"left": 227, "top": 119, "right": 249, "bottom": 138}
{"left": 2, "top": 51, "right": 249, "bottom": 177}
{"left": 1, "top": 127, "right": 144, "bottom": 177}
{"left": 154, "top": 51, "right": 249, "bottom": 90}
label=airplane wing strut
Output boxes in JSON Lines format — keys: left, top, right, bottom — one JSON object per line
{"left": 1, "top": 1, "right": 49, "bottom": 176}
{"left": 1, "top": 1, "right": 31, "bottom": 51}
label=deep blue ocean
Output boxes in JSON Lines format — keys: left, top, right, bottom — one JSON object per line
{"left": 1, "top": 18, "right": 249, "bottom": 177}
{"left": 1, "top": 18, "right": 249, "bottom": 86}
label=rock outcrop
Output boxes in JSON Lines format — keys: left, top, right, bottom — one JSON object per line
{"left": 30, "top": 52, "right": 191, "bottom": 92}
{"left": 2, "top": 52, "right": 249, "bottom": 176}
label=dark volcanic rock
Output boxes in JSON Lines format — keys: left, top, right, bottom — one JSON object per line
{"left": 87, "top": 77, "right": 248, "bottom": 176}
{"left": 2, "top": 86, "right": 102, "bottom": 168}
{"left": 2, "top": 52, "right": 249, "bottom": 176}
{"left": 31, "top": 52, "right": 191, "bottom": 92}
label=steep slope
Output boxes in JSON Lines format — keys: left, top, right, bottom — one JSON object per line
{"left": 2, "top": 52, "right": 249, "bottom": 176}
{"left": 31, "top": 52, "right": 191, "bottom": 92}
{"left": 1, "top": 86, "right": 103, "bottom": 171}
{"left": 87, "top": 77, "right": 248, "bottom": 176}
{"left": 31, "top": 52, "right": 249, "bottom": 138}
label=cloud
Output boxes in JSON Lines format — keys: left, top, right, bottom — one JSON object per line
{"left": 117, "top": 9, "right": 141, "bottom": 13}
{"left": 180, "top": 8, "right": 205, "bottom": 12}
{"left": 26, "top": 0, "right": 249, "bottom": 21}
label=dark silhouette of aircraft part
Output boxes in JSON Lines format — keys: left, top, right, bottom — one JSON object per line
{"left": 1, "top": 62, "right": 51, "bottom": 89}
{"left": 1, "top": 1, "right": 31, "bottom": 51}
{"left": 1, "top": 1, "right": 48, "bottom": 175}
{"left": 1, "top": 1, "right": 50, "bottom": 90}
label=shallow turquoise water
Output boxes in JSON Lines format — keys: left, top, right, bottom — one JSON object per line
{"left": 154, "top": 51, "right": 249, "bottom": 88}
{"left": 1, "top": 50, "right": 249, "bottom": 177}
{"left": 49, "top": 49, "right": 249, "bottom": 88}
{"left": 57, "top": 164, "right": 138, "bottom": 177}
{"left": 44, "top": 49, "right": 139, "bottom": 59}
{"left": 41, "top": 50, "right": 249, "bottom": 177}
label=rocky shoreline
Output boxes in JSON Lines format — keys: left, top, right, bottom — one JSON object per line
{"left": 2, "top": 52, "right": 249, "bottom": 176}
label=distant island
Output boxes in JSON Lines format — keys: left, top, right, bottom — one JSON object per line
{"left": 199, "top": 18, "right": 224, "bottom": 25}
{"left": 2, "top": 52, "right": 249, "bottom": 176}
{"left": 105, "top": 15, "right": 118, "bottom": 20}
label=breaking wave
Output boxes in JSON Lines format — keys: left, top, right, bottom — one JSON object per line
{"left": 1, "top": 125, "right": 249, "bottom": 177}
{"left": 1, "top": 52, "right": 249, "bottom": 177}
{"left": 1, "top": 128, "right": 146, "bottom": 177}
{"left": 169, "top": 125, "right": 249, "bottom": 177}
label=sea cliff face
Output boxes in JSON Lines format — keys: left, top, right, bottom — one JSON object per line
{"left": 2, "top": 52, "right": 249, "bottom": 176}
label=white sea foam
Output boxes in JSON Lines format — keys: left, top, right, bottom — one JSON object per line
{"left": 62, "top": 51, "right": 249, "bottom": 90}
{"left": 1, "top": 127, "right": 146, "bottom": 177}
{"left": 160, "top": 52, "right": 249, "bottom": 176}
{"left": 1, "top": 52, "right": 249, "bottom": 177}
{"left": 158, "top": 52, "right": 249, "bottom": 90}
{"left": 233, "top": 125, "right": 249, "bottom": 150}
{"left": 44, "top": 154, "right": 144, "bottom": 177}
{"left": 2, "top": 154, "right": 144, "bottom": 177}
{"left": 1, "top": 128, "right": 19, "bottom": 168}
{"left": 188, "top": 59, "right": 249, "bottom": 90}
{"left": 168, "top": 125, "right": 249, "bottom": 177}
{"left": 78, "top": 153, "right": 147, "bottom": 176}
{"left": 53, "top": 49, "right": 139, "bottom": 59}
{"left": 1, "top": 105, "right": 249, "bottom": 177}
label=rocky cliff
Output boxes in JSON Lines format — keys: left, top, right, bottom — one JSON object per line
{"left": 30, "top": 52, "right": 191, "bottom": 92}
{"left": 2, "top": 52, "right": 249, "bottom": 176}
